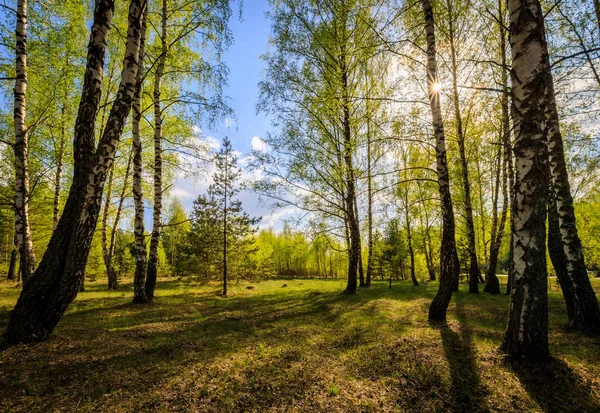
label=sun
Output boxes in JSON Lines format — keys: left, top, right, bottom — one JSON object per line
{"left": 433, "top": 82, "right": 442, "bottom": 92}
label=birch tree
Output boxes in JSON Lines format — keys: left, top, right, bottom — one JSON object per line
{"left": 500, "top": 0, "right": 550, "bottom": 359}
{"left": 420, "top": 0, "right": 459, "bottom": 321}
{"left": 3, "top": 0, "right": 146, "bottom": 345}
{"left": 13, "top": 0, "right": 36, "bottom": 284}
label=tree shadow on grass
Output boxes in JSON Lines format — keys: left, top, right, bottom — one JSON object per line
{"left": 507, "top": 357, "right": 600, "bottom": 413}
{"left": 431, "top": 301, "right": 490, "bottom": 412}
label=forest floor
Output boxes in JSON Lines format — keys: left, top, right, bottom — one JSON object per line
{"left": 1, "top": 277, "right": 600, "bottom": 412}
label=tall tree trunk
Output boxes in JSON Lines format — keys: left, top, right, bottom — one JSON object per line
{"left": 365, "top": 69, "right": 373, "bottom": 288}
{"left": 421, "top": 0, "right": 458, "bottom": 320}
{"left": 13, "top": 0, "right": 35, "bottom": 285}
{"left": 145, "top": 0, "right": 167, "bottom": 301}
{"left": 446, "top": 0, "right": 480, "bottom": 293}
{"left": 53, "top": 103, "right": 67, "bottom": 230}
{"left": 3, "top": 0, "right": 145, "bottom": 345}
{"left": 403, "top": 190, "right": 419, "bottom": 286}
{"left": 505, "top": 123, "right": 516, "bottom": 295}
{"left": 338, "top": 45, "right": 359, "bottom": 295}
{"left": 102, "top": 158, "right": 116, "bottom": 288}
{"left": 7, "top": 234, "right": 18, "bottom": 280}
{"left": 366, "top": 118, "right": 373, "bottom": 287}
{"left": 419, "top": 190, "right": 436, "bottom": 281}
{"left": 108, "top": 151, "right": 132, "bottom": 289}
{"left": 132, "top": 4, "right": 149, "bottom": 304}
{"left": 406, "top": 218, "right": 419, "bottom": 286}
{"left": 548, "top": 187, "right": 574, "bottom": 316}
{"left": 485, "top": 2, "right": 509, "bottom": 295}
{"left": 545, "top": 81, "right": 600, "bottom": 332}
{"left": 354, "top": 196, "right": 365, "bottom": 287}
{"left": 223, "top": 177, "right": 228, "bottom": 296}
{"left": 500, "top": 0, "right": 549, "bottom": 359}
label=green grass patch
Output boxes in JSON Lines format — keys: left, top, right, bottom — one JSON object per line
{"left": 0, "top": 276, "right": 599, "bottom": 412}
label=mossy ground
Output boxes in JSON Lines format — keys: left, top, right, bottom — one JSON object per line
{"left": 1, "top": 276, "right": 599, "bottom": 412}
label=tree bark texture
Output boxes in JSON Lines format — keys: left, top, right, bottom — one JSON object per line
{"left": 3, "top": 0, "right": 145, "bottom": 345}
{"left": 421, "top": 0, "right": 458, "bottom": 321}
{"left": 132, "top": 4, "right": 149, "bottom": 304}
{"left": 500, "top": 0, "right": 550, "bottom": 359}
{"left": 145, "top": 0, "right": 167, "bottom": 301}
{"left": 13, "top": 0, "right": 36, "bottom": 285}
{"left": 545, "top": 78, "right": 600, "bottom": 332}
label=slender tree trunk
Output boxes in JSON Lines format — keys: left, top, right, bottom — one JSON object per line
{"left": 403, "top": 190, "right": 419, "bottom": 286}
{"left": 354, "top": 196, "right": 365, "bottom": 287}
{"left": 421, "top": 0, "right": 458, "bottom": 320}
{"left": 3, "top": 0, "right": 145, "bottom": 345}
{"left": 145, "top": 0, "right": 167, "bottom": 301}
{"left": 7, "top": 234, "right": 18, "bottom": 281}
{"left": 505, "top": 125, "right": 516, "bottom": 295}
{"left": 107, "top": 151, "right": 132, "bottom": 289}
{"left": 500, "top": 0, "right": 550, "bottom": 359}
{"left": 53, "top": 103, "right": 67, "bottom": 230}
{"left": 132, "top": 4, "right": 149, "bottom": 304}
{"left": 365, "top": 71, "right": 373, "bottom": 288}
{"left": 419, "top": 192, "right": 436, "bottom": 281}
{"left": 485, "top": 143, "right": 509, "bottom": 294}
{"left": 223, "top": 182, "right": 228, "bottom": 296}
{"left": 13, "top": 0, "right": 35, "bottom": 285}
{"left": 545, "top": 80, "right": 600, "bottom": 332}
{"left": 446, "top": 0, "right": 480, "bottom": 293}
{"left": 102, "top": 158, "right": 116, "bottom": 288}
{"left": 548, "top": 187, "right": 573, "bottom": 316}
{"left": 424, "top": 235, "right": 435, "bottom": 281}
{"left": 486, "top": 4, "right": 509, "bottom": 295}
{"left": 406, "top": 218, "right": 419, "bottom": 286}
{"left": 340, "top": 47, "right": 359, "bottom": 295}
{"left": 366, "top": 131, "right": 373, "bottom": 287}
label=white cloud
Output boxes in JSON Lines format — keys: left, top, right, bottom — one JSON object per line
{"left": 170, "top": 186, "right": 195, "bottom": 200}
{"left": 258, "top": 205, "right": 299, "bottom": 230}
{"left": 251, "top": 136, "right": 268, "bottom": 152}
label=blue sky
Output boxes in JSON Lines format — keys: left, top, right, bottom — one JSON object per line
{"left": 173, "top": 0, "right": 295, "bottom": 229}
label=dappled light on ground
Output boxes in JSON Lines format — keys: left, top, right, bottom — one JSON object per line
{"left": 1, "top": 278, "right": 600, "bottom": 412}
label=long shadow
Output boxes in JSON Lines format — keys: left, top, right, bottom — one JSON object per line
{"left": 508, "top": 357, "right": 600, "bottom": 412}
{"left": 434, "top": 301, "right": 489, "bottom": 412}
{"left": 0, "top": 282, "right": 418, "bottom": 411}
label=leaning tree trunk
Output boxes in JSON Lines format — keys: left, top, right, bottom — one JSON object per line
{"left": 145, "top": 0, "right": 167, "bottom": 301}
{"left": 131, "top": 4, "right": 149, "bottom": 304}
{"left": 500, "top": 0, "right": 550, "bottom": 360}
{"left": 3, "top": 0, "right": 145, "bottom": 345}
{"left": 421, "top": 0, "right": 458, "bottom": 321}
{"left": 548, "top": 187, "right": 574, "bottom": 318}
{"left": 13, "top": 0, "right": 35, "bottom": 284}
{"left": 446, "top": 0, "right": 480, "bottom": 293}
{"left": 545, "top": 79, "right": 600, "bottom": 332}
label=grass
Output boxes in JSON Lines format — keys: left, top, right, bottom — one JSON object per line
{"left": 0, "top": 276, "right": 599, "bottom": 412}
